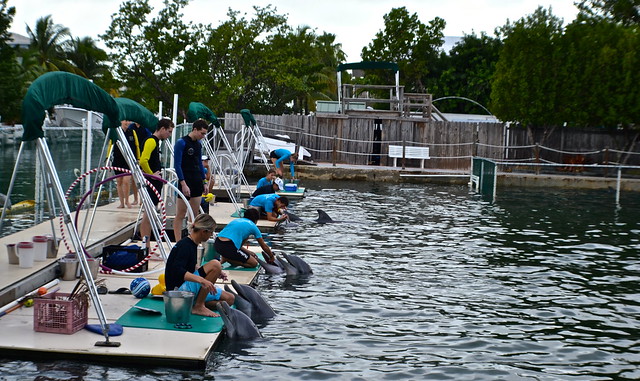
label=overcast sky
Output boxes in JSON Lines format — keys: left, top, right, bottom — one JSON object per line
{"left": 8, "top": 0, "right": 579, "bottom": 60}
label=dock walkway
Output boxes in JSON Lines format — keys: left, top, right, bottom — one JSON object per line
{"left": 0, "top": 200, "right": 270, "bottom": 368}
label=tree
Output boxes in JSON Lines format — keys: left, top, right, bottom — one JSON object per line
{"left": 67, "top": 37, "right": 109, "bottom": 79}
{"left": 25, "top": 15, "right": 79, "bottom": 74}
{"left": 577, "top": 0, "right": 640, "bottom": 25}
{"left": 361, "top": 7, "right": 445, "bottom": 93}
{"left": 101, "top": 0, "right": 194, "bottom": 113}
{"left": 0, "top": 0, "right": 23, "bottom": 123}
{"left": 491, "top": 7, "right": 565, "bottom": 144}
{"left": 436, "top": 32, "right": 502, "bottom": 114}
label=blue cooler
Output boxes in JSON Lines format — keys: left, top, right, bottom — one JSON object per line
{"left": 284, "top": 183, "right": 298, "bottom": 192}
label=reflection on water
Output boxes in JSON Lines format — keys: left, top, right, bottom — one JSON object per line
{"left": 1, "top": 180, "right": 640, "bottom": 380}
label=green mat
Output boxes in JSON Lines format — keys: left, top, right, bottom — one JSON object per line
{"left": 115, "top": 296, "right": 224, "bottom": 333}
{"left": 230, "top": 208, "right": 245, "bottom": 218}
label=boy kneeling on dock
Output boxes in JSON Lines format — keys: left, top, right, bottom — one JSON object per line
{"left": 165, "top": 214, "right": 235, "bottom": 317}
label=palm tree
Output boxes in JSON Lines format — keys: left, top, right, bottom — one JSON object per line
{"left": 67, "top": 37, "right": 109, "bottom": 79}
{"left": 25, "top": 15, "right": 79, "bottom": 74}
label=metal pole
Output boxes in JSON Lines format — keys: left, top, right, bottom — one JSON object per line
{"left": 616, "top": 167, "right": 621, "bottom": 206}
{"left": 35, "top": 137, "right": 117, "bottom": 346}
{"left": 0, "top": 142, "right": 26, "bottom": 232}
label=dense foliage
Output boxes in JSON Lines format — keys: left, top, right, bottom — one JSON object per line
{"left": 0, "top": 0, "right": 637, "bottom": 134}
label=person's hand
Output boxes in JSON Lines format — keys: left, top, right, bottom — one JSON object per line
{"left": 181, "top": 182, "right": 191, "bottom": 197}
{"left": 199, "top": 278, "right": 215, "bottom": 294}
{"left": 267, "top": 252, "right": 276, "bottom": 264}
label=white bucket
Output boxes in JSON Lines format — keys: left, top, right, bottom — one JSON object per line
{"left": 17, "top": 241, "right": 34, "bottom": 268}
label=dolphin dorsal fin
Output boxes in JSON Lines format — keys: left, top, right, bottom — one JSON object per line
{"left": 316, "top": 209, "right": 334, "bottom": 223}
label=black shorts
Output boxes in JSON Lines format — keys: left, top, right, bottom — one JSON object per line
{"left": 146, "top": 178, "right": 164, "bottom": 205}
{"left": 112, "top": 157, "right": 130, "bottom": 173}
{"left": 214, "top": 238, "right": 250, "bottom": 263}
{"left": 269, "top": 151, "right": 279, "bottom": 159}
{"left": 183, "top": 174, "right": 204, "bottom": 200}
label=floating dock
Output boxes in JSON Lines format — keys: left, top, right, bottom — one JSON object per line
{"left": 0, "top": 200, "right": 268, "bottom": 368}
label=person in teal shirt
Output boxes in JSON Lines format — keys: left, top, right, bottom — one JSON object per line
{"left": 269, "top": 149, "right": 298, "bottom": 178}
{"left": 214, "top": 208, "right": 275, "bottom": 268}
{"left": 256, "top": 169, "right": 276, "bottom": 189}
{"left": 248, "top": 193, "right": 289, "bottom": 222}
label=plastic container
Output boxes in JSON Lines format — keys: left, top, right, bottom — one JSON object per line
{"left": 33, "top": 292, "right": 88, "bottom": 334}
{"left": 203, "top": 238, "right": 220, "bottom": 263}
{"left": 6, "top": 243, "right": 18, "bottom": 265}
{"left": 284, "top": 183, "right": 298, "bottom": 192}
{"left": 16, "top": 241, "right": 34, "bottom": 268}
{"left": 163, "top": 290, "right": 194, "bottom": 324}
{"left": 32, "top": 235, "right": 48, "bottom": 261}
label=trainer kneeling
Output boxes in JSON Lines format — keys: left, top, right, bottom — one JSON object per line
{"left": 214, "top": 208, "right": 276, "bottom": 268}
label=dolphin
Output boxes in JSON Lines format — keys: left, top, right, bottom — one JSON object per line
{"left": 256, "top": 256, "right": 285, "bottom": 275}
{"left": 231, "top": 279, "right": 276, "bottom": 320}
{"left": 224, "top": 285, "right": 254, "bottom": 318}
{"left": 285, "top": 211, "right": 303, "bottom": 222}
{"left": 283, "top": 253, "right": 313, "bottom": 275}
{"left": 275, "top": 256, "right": 298, "bottom": 276}
{"left": 216, "top": 301, "right": 262, "bottom": 340}
{"left": 315, "top": 209, "right": 335, "bottom": 223}
{"left": 0, "top": 193, "right": 11, "bottom": 209}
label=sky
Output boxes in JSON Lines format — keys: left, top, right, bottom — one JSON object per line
{"left": 8, "top": 0, "right": 580, "bottom": 60}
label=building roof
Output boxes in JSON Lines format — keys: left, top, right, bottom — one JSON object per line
{"left": 9, "top": 32, "right": 30, "bottom": 48}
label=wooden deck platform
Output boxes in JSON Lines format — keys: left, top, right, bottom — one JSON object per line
{"left": 0, "top": 201, "right": 268, "bottom": 368}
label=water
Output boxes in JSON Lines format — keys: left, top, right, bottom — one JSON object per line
{"left": 2, "top": 179, "right": 640, "bottom": 379}
{"left": 1, "top": 137, "right": 111, "bottom": 236}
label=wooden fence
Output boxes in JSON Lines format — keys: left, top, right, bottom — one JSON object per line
{"left": 223, "top": 113, "right": 640, "bottom": 171}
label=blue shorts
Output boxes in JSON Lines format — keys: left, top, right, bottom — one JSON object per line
{"left": 178, "top": 270, "right": 223, "bottom": 302}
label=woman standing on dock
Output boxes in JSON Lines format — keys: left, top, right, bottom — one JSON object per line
{"left": 165, "top": 214, "right": 235, "bottom": 317}
{"left": 111, "top": 120, "right": 140, "bottom": 208}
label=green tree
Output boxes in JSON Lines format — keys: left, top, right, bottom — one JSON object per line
{"left": 67, "top": 37, "right": 109, "bottom": 79}
{"left": 577, "top": 0, "right": 640, "bottom": 25}
{"left": 101, "top": 0, "right": 194, "bottom": 113}
{"left": 25, "top": 15, "right": 79, "bottom": 74}
{"left": 0, "top": 0, "right": 23, "bottom": 123}
{"left": 361, "top": 7, "right": 445, "bottom": 93}
{"left": 491, "top": 7, "right": 565, "bottom": 144}
{"left": 436, "top": 32, "right": 502, "bottom": 114}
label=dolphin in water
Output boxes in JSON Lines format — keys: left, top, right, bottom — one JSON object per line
{"left": 216, "top": 301, "right": 262, "bottom": 340}
{"left": 282, "top": 253, "right": 313, "bottom": 275}
{"left": 0, "top": 193, "right": 11, "bottom": 209}
{"left": 256, "top": 256, "right": 286, "bottom": 275}
{"left": 224, "top": 285, "right": 254, "bottom": 318}
{"left": 283, "top": 209, "right": 338, "bottom": 224}
{"left": 231, "top": 279, "right": 276, "bottom": 320}
{"left": 275, "top": 256, "right": 298, "bottom": 276}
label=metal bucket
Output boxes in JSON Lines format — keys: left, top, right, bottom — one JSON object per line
{"left": 241, "top": 198, "right": 250, "bottom": 209}
{"left": 163, "top": 290, "right": 194, "bottom": 324}
{"left": 59, "top": 257, "right": 78, "bottom": 281}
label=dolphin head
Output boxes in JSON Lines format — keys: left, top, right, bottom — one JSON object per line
{"left": 257, "top": 256, "right": 285, "bottom": 275}
{"left": 216, "top": 301, "right": 262, "bottom": 340}
{"left": 282, "top": 253, "right": 313, "bottom": 275}
{"left": 231, "top": 280, "right": 276, "bottom": 320}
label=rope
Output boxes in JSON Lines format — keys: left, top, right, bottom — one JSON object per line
{"left": 59, "top": 166, "right": 167, "bottom": 276}
{"left": 539, "top": 146, "right": 602, "bottom": 155}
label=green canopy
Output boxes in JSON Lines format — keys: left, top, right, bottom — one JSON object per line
{"left": 240, "top": 109, "right": 256, "bottom": 127}
{"left": 186, "top": 102, "right": 220, "bottom": 127}
{"left": 21, "top": 72, "right": 119, "bottom": 141}
{"left": 102, "top": 97, "right": 159, "bottom": 141}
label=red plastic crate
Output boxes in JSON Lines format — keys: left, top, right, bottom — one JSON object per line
{"left": 33, "top": 292, "right": 88, "bottom": 334}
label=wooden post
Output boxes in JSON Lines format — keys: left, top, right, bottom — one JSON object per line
{"left": 603, "top": 147, "right": 609, "bottom": 177}
{"left": 402, "top": 138, "right": 406, "bottom": 170}
{"left": 534, "top": 143, "right": 540, "bottom": 175}
{"left": 332, "top": 135, "right": 337, "bottom": 167}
